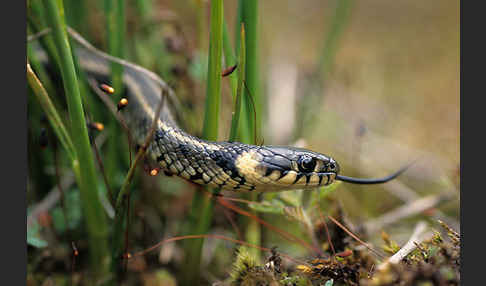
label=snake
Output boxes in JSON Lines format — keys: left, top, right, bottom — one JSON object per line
{"left": 34, "top": 28, "right": 410, "bottom": 193}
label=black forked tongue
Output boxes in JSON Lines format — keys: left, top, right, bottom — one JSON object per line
{"left": 335, "top": 162, "right": 414, "bottom": 185}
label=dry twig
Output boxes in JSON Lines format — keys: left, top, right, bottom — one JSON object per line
{"left": 377, "top": 221, "right": 433, "bottom": 270}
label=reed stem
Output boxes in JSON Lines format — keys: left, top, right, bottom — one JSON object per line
{"left": 229, "top": 24, "right": 246, "bottom": 142}
{"left": 184, "top": 0, "right": 223, "bottom": 284}
{"left": 237, "top": 0, "right": 262, "bottom": 262}
{"left": 42, "top": 0, "right": 109, "bottom": 278}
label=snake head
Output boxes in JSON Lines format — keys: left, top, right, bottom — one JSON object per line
{"left": 235, "top": 146, "right": 340, "bottom": 191}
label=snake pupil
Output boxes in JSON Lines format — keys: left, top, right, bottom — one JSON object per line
{"left": 299, "top": 155, "right": 316, "bottom": 172}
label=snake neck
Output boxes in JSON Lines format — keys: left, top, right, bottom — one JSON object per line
{"left": 143, "top": 122, "right": 261, "bottom": 191}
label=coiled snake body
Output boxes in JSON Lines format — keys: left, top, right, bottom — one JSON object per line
{"left": 37, "top": 29, "right": 408, "bottom": 192}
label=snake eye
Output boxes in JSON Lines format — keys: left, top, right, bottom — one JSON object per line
{"left": 298, "top": 155, "right": 316, "bottom": 173}
{"left": 329, "top": 162, "right": 336, "bottom": 170}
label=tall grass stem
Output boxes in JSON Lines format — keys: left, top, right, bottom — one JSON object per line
{"left": 184, "top": 0, "right": 223, "bottom": 284}
{"left": 229, "top": 24, "right": 246, "bottom": 142}
{"left": 27, "top": 62, "right": 76, "bottom": 161}
{"left": 237, "top": 0, "right": 262, "bottom": 262}
{"left": 104, "top": 0, "right": 127, "bottom": 199}
{"left": 41, "top": 0, "right": 109, "bottom": 278}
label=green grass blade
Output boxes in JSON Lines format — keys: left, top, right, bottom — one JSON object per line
{"left": 134, "top": 0, "right": 153, "bottom": 22}
{"left": 319, "top": 0, "right": 354, "bottom": 80}
{"left": 103, "top": 1, "right": 128, "bottom": 276}
{"left": 27, "top": 62, "right": 76, "bottom": 161}
{"left": 28, "top": 1, "right": 65, "bottom": 112}
{"left": 237, "top": 0, "right": 262, "bottom": 262}
{"left": 103, "top": 0, "right": 127, "bottom": 203}
{"left": 41, "top": 0, "right": 109, "bottom": 278}
{"left": 201, "top": 0, "right": 223, "bottom": 140}
{"left": 229, "top": 23, "right": 246, "bottom": 142}
{"left": 110, "top": 91, "right": 165, "bottom": 278}
{"left": 295, "top": 0, "right": 354, "bottom": 140}
{"left": 234, "top": 0, "right": 243, "bottom": 56}
{"left": 104, "top": 0, "right": 125, "bottom": 93}
{"left": 239, "top": 0, "right": 261, "bottom": 145}
{"left": 64, "top": 0, "right": 87, "bottom": 34}
{"left": 27, "top": 43, "right": 57, "bottom": 98}
{"left": 28, "top": 1, "right": 61, "bottom": 68}
{"left": 223, "top": 21, "right": 238, "bottom": 100}
{"left": 184, "top": 0, "right": 223, "bottom": 284}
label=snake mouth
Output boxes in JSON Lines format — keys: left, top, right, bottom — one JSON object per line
{"left": 296, "top": 171, "right": 338, "bottom": 187}
{"left": 261, "top": 168, "right": 338, "bottom": 189}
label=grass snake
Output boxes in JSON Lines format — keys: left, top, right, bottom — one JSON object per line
{"left": 34, "top": 28, "right": 410, "bottom": 193}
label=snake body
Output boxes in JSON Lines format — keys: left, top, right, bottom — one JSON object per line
{"left": 35, "top": 29, "right": 407, "bottom": 192}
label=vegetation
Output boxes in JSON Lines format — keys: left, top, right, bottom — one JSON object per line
{"left": 27, "top": 0, "right": 459, "bottom": 285}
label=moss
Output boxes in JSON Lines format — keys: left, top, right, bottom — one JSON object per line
{"left": 364, "top": 221, "right": 460, "bottom": 286}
